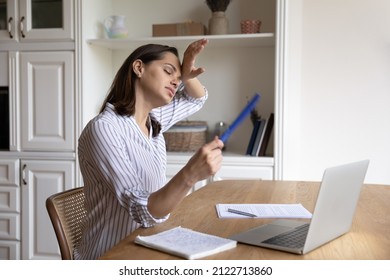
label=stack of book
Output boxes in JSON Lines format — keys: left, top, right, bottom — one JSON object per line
{"left": 246, "top": 113, "right": 274, "bottom": 156}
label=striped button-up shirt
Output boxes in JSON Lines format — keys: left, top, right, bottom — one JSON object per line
{"left": 74, "top": 91, "right": 207, "bottom": 259}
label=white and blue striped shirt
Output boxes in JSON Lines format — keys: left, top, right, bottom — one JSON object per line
{"left": 74, "top": 91, "right": 207, "bottom": 259}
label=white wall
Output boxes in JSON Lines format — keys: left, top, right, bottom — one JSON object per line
{"left": 284, "top": 0, "right": 390, "bottom": 184}
{"left": 80, "top": 0, "right": 114, "bottom": 127}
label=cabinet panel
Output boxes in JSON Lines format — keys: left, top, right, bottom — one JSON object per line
{"left": 0, "top": 213, "right": 20, "bottom": 240}
{"left": 21, "top": 159, "right": 74, "bottom": 260}
{"left": 0, "top": 187, "right": 20, "bottom": 212}
{"left": 0, "top": 159, "right": 19, "bottom": 186}
{"left": 0, "top": 240, "right": 20, "bottom": 259}
{"left": 20, "top": 51, "right": 75, "bottom": 151}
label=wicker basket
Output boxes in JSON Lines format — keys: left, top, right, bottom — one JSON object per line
{"left": 240, "top": 19, "right": 261, "bottom": 34}
{"left": 163, "top": 121, "right": 207, "bottom": 152}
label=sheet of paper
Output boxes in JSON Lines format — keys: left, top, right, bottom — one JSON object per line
{"left": 216, "top": 203, "right": 312, "bottom": 219}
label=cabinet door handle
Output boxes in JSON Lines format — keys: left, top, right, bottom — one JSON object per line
{"left": 8, "top": 17, "right": 13, "bottom": 38}
{"left": 22, "top": 164, "right": 27, "bottom": 185}
{"left": 20, "top": 16, "right": 26, "bottom": 38}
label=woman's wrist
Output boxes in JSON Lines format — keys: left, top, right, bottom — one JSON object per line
{"left": 182, "top": 78, "right": 205, "bottom": 99}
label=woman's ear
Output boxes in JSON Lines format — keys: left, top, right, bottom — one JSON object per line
{"left": 132, "top": 59, "right": 144, "bottom": 78}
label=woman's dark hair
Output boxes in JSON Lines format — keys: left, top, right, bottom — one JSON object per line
{"left": 100, "top": 44, "right": 180, "bottom": 137}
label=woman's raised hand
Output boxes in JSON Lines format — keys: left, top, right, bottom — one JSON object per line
{"left": 181, "top": 39, "right": 208, "bottom": 82}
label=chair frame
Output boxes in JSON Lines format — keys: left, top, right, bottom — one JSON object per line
{"left": 46, "top": 187, "right": 86, "bottom": 260}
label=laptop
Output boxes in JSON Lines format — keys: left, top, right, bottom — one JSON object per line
{"left": 229, "top": 160, "right": 369, "bottom": 254}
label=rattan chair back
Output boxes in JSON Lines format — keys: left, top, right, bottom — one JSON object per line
{"left": 46, "top": 187, "right": 86, "bottom": 260}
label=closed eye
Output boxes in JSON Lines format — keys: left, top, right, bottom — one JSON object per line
{"left": 163, "top": 64, "right": 175, "bottom": 75}
{"left": 163, "top": 63, "right": 181, "bottom": 85}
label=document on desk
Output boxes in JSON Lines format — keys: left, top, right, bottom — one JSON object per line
{"left": 216, "top": 203, "right": 312, "bottom": 219}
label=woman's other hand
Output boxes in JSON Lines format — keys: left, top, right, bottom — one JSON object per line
{"left": 184, "top": 136, "right": 224, "bottom": 184}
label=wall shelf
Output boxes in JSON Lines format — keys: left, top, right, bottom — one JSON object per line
{"left": 86, "top": 33, "right": 275, "bottom": 50}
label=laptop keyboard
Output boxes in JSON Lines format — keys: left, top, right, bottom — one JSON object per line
{"left": 261, "top": 223, "right": 310, "bottom": 248}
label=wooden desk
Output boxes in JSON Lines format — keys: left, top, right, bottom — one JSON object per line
{"left": 100, "top": 180, "right": 390, "bottom": 260}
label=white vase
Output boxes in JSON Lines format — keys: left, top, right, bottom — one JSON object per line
{"left": 104, "top": 15, "right": 128, "bottom": 39}
{"left": 208, "top": 11, "right": 228, "bottom": 35}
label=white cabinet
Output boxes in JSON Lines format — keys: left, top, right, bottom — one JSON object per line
{"left": 0, "top": 159, "right": 20, "bottom": 260}
{"left": 7, "top": 51, "right": 75, "bottom": 152}
{"left": 18, "top": 51, "right": 75, "bottom": 151}
{"left": 4, "top": 50, "right": 75, "bottom": 259}
{"left": 214, "top": 155, "right": 274, "bottom": 181}
{"left": 21, "top": 159, "right": 74, "bottom": 260}
{"left": 0, "top": 0, "right": 74, "bottom": 43}
{"left": 0, "top": 158, "right": 74, "bottom": 260}
{"left": 166, "top": 152, "right": 274, "bottom": 193}
{"left": 0, "top": 0, "right": 78, "bottom": 260}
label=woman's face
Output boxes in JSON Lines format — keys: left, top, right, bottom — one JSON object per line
{"left": 137, "top": 52, "right": 182, "bottom": 108}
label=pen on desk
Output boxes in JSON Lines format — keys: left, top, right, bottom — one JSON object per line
{"left": 227, "top": 208, "right": 257, "bottom": 218}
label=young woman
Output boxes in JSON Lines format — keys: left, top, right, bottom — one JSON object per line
{"left": 74, "top": 39, "right": 224, "bottom": 259}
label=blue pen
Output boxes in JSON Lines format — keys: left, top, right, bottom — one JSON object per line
{"left": 220, "top": 93, "right": 261, "bottom": 143}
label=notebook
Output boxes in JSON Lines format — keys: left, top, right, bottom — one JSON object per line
{"left": 135, "top": 226, "right": 237, "bottom": 259}
{"left": 229, "top": 160, "right": 369, "bottom": 254}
